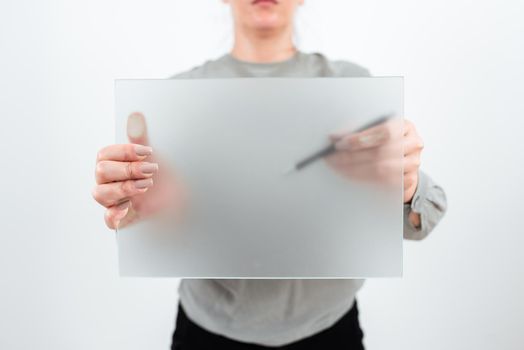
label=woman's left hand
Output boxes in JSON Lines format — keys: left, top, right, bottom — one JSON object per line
{"left": 326, "top": 118, "right": 424, "bottom": 204}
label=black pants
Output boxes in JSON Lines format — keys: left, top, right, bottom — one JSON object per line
{"left": 171, "top": 301, "right": 365, "bottom": 349}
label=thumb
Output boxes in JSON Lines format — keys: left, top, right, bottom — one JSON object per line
{"left": 127, "top": 112, "right": 150, "bottom": 146}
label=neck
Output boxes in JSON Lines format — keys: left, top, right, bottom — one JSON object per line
{"left": 231, "top": 24, "right": 296, "bottom": 63}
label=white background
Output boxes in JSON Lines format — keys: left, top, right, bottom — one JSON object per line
{"left": 1, "top": 0, "right": 523, "bottom": 349}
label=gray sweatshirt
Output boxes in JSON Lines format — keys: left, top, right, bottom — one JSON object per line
{"left": 171, "top": 51, "right": 447, "bottom": 346}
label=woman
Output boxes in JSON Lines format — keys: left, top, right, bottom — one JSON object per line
{"left": 92, "top": 0, "right": 447, "bottom": 348}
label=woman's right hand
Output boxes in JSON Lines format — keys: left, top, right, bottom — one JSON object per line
{"left": 92, "top": 112, "right": 186, "bottom": 230}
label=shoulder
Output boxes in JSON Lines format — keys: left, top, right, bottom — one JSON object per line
{"left": 300, "top": 52, "right": 372, "bottom": 77}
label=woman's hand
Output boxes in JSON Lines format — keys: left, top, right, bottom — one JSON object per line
{"left": 326, "top": 118, "right": 424, "bottom": 204}
{"left": 92, "top": 112, "right": 187, "bottom": 230}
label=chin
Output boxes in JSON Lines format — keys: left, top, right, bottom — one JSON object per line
{"left": 250, "top": 13, "right": 283, "bottom": 30}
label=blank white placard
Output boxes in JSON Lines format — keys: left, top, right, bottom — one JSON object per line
{"left": 115, "top": 77, "right": 403, "bottom": 278}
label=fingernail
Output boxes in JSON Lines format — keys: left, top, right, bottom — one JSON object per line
{"left": 134, "top": 178, "right": 153, "bottom": 189}
{"left": 114, "top": 202, "right": 130, "bottom": 228}
{"left": 135, "top": 144, "right": 153, "bottom": 156}
{"left": 128, "top": 112, "right": 146, "bottom": 139}
{"left": 140, "top": 162, "right": 158, "bottom": 174}
{"left": 116, "top": 201, "right": 130, "bottom": 210}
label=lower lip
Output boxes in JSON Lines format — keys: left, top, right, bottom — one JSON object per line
{"left": 252, "top": 0, "right": 278, "bottom": 5}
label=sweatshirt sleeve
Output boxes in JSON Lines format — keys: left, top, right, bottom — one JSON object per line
{"left": 403, "top": 170, "right": 447, "bottom": 240}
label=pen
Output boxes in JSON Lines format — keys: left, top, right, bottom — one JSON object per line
{"left": 286, "top": 113, "right": 394, "bottom": 173}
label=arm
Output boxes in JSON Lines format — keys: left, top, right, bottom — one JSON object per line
{"left": 328, "top": 60, "right": 448, "bottom": 239}
{"left": 326, "top": 118, "right": 447, "bottom": 240}
{"left": 403, "top": 170, "right": 447, "bottom": 240}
